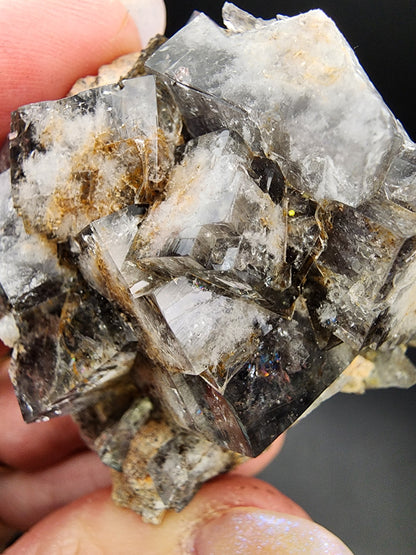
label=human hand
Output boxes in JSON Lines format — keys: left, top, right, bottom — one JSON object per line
{"left": 0, "top": 1, "right": 353, "bottom": 552}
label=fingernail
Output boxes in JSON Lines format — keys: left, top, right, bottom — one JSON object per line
{"left": 119, "top": 0, "right": 166, "bottom": 47}
{"left": 194, "top": 508, "right": 354, "bottom": 554}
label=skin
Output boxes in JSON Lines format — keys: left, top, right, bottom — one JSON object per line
{"left": 0, "top": 2, "right": 353, "bottom": 552}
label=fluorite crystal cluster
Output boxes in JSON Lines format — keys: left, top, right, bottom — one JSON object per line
{"left": 1, "top": 3, "right": 416, "bottom": 523}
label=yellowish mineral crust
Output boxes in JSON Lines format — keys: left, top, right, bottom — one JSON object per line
{"left": 1, "top": 3, "right": 415, "bottom": 523}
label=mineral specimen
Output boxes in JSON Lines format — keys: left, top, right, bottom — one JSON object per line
{"left": 1, "top": 3, "right": 416, "bottom": 524}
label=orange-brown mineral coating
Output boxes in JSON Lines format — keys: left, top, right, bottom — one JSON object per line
{"left": 43, "top": 134, "right": 145, "bottom": 240}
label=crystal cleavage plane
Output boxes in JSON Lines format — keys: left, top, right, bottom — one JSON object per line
{"left": 1, "top": 3, "right": 416, "bottom": 523}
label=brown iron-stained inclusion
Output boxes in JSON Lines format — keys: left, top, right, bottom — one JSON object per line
{"left": 1, "top": 3, "right": 415, "bottom": 523}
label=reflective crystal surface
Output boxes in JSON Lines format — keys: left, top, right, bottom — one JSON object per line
{"left": 146, "top": 3, "right": 404, "bottom": 207}
{"left": 2, "top": 2, "right": 416, "bottom": 524}
{"left": 10, "top": 75, "right": 180, "bottom": 241}
{"left": 10, "top": 280, "right": 138, "bottom": 422}
{"left": 0, "top": 170, "right": 70, "bottom": 317}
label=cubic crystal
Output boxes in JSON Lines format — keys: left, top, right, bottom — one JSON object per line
{"left": 1, "top": 2, "right": 416, "bottom": 524}
{"left": 146, "top": 3, "right": 404, "bottom": 207}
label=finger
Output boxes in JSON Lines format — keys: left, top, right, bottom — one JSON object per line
{"left": 120, "top": 0, "right": 166, "bottom": 48}
{"left": 1, "top": 346, "right": 282, "bottom": 477}
{"left": 232, "top": 434, "right": 285, "bottom": 476}
{"left": 0, "top": 450, "right": 111, "bottom": 531}
{"left": 0, "top": 358, "right": 85, "bottom": 472}
{"left": 0, "top": 0, "right": 165, "bottom": 145}
{"left": 6, "top": 477, "right": 353, "bottom": 554}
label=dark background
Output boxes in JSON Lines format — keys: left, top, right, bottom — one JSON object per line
{"left": 164, "top": 0, "right": 416, "bottom": 140}
{"left": 163, "top": 2, "right": 416, "bottom": 554}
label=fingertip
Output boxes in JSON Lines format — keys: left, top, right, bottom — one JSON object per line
{"left": 194, "top": 509, "right": 354, "bottom": 555}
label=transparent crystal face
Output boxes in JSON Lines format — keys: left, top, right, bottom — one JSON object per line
{"left": 1, "top": 2, "right": 416, "bottom": 523}
{"left": 146, "top": 8, "right": 403, "bottom": 207}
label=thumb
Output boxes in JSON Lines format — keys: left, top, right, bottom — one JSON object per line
{"left": 6, "top": 476, "right": 353, "bottom": 554}
{"left": 0, "top": 0, "right": 166, "bottom": 145}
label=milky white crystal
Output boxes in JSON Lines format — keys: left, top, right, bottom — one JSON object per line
{"left": 0, "top": 169, "right": 69, "bottom": 319}
{"left": 11, "top": 76, "right": 159, "bottom": 241}
{"left": 146, "top": 4, "right": 404, "bottom": 207}
{"left": 153, "top": 276, "right": 271, "bottom": 377}
{"left": 2, "top": 2, "right": 416, "bottom": 525}
{"left": 135, "top": 130, "right": 284, "bottom": 258}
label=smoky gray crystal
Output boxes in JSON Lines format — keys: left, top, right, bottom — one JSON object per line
{"left": 1, "top": 2, "right": 416, "bottom": 523}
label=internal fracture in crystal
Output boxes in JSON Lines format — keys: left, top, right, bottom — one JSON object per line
{"left": 1, "top": 2, "right": 416, "bottom": 524}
